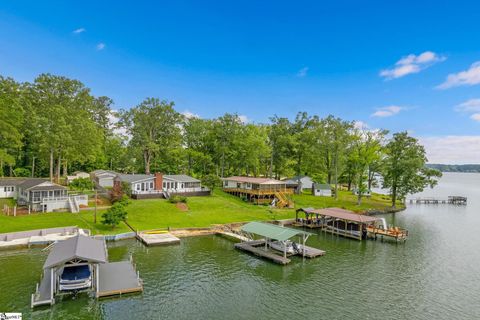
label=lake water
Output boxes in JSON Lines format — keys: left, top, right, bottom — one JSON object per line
{"left": 1, "top": 172, "right": 479, "bottom": 319}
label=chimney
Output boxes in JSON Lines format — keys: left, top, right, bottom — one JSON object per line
{"left": 154, "top": 172, "right": 163, "bottom": 191}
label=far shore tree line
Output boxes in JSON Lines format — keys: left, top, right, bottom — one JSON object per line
{"left": 0, "top": 73, "right": 441, "bottom": 207}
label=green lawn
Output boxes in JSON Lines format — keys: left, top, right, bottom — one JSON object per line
{"left": 0, "top": 189, "right": 401, "bottom": 235}
{"left": 0, "top": 210, "right": 130, "bottom": 235}
{"left": 123, "top": 189, "right": 401, "bottom": 231}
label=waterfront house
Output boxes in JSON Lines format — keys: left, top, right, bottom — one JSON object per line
{"left": 91, "top": 170, "right": 117, "bottom": 188}
{"left": 312, "top": 183, "right": 332, "bottom": 197}
{"left": 222, "top": 176, "right": 293, "bottom": 207}
{"left": 114, "top": 173, "right": 208, "bottom": 199}
{"left": 0, "top": 178, "right": 88, "bottom": 213}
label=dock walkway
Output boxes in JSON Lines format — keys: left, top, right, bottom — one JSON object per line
{"left": 31, "top": 269, "right": 54, "bottom": 307}
{"left": 408, "top": 196, "right": 467, "bottom": 205}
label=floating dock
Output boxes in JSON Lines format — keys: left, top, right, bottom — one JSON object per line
{"left": 233, "top": 222, "right": 325, "bottom": 265}
{"left": 137, "top": 231, "right": 180, "bottom": 246}
{"left": 408, "top": 196, "right": 467, "bottom": 205}
{"left": 97, "top": 261, "right": 143, "bottom": 298}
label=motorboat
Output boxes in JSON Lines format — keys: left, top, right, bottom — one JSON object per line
{"left": 270, "top": 240, "right": 302, "bottom": 254}
{"left": 59, "top": 265, "right": 92, "bottom": 291}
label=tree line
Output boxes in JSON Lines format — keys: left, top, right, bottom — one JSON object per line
{"left": 0, "top": 73, "right": 440, "bottom": 206}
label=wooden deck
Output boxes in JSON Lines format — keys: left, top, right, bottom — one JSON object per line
{"left": 235, "top": 240, "right": 291, "bottom": 265}
{"left": 97, "top": 261, "right": 143, "bottom": 298}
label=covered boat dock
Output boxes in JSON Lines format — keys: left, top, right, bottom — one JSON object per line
{"left": 31, "top": 235, "right": 143, "bottom": 308}
{"left": 295, "top": 207, "right": 408, "bottom": 241}
{"left": 234, "top": 222, "right": 325, "bottom": 265}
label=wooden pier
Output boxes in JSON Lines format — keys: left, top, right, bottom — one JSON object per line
{"left": 408, "top": 196, "right": 467, "bottom": 205}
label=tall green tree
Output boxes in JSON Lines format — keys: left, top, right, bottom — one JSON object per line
{"left": 121, "top": 98, "right": 183, "bottom": 174}
{"left": 382, "top": 132, "right": 441, "bottom": 207}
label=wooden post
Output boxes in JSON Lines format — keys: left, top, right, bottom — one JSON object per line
{"left": 94, "top": 190, "right": 98, "bottom": 224}
{"left": 283, "top": 241, "right": 287, "bottom": 258}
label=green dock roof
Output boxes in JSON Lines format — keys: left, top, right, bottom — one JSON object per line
{"left": 241, "top": 222, "right": 312, "bottom": 241}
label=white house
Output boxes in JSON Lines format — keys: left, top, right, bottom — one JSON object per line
{"left": 66, "top": 171, "right": 90, "bottom": 184}
{"left": 312, "top": 183, "right": 332, "bottom": 197}
{"left": 91, "top": 170, "right": 117, "bottom": 188}
{"left": 114, "top": 173, "right": 207, "bottom": 199}
{"left": 0, "top": 178, "right": 88, "bottom": 213}
{"left": 283, "top": 175, "right": 315, "bottom": 190}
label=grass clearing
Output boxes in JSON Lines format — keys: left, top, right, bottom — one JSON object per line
{"left": 0, "top": 189, "right": 401, "bottom": 235}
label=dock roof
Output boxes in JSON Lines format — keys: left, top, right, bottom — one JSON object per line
{"left": 241, "top": 222, "right": 312, "bottom": 241}
{"left": 43, "top": 235, "right": 107, "bottom": 269}
{"left": 297, "top": 207, "right": 378, "bottom": 224}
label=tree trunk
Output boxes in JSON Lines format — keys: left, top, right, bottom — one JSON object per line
{"left": 63, "top": 160, "right": 68, "bottom": 177}
{"left": 220, "top": 150, "right": 225, "bottom": 178}
{"left": 31, "top": 156, "right": 35, "bottom": 177}
{"left": 334, "top": 153, "right": 339, "bottom": 200}
{"left": 0, "top": 160, "right": 3, "bottom": 177}
{"left": 391, "top": 185, "right": 397, "bottom": 208}
{"left": 56, "top": 153, "right": 61, "bottom": 183}
{"left": 269, "top": 149, "right": 273, "bottom": 178}
{"left": 49, "top": 149, "right": 54, "bottom": 182}
{"left": 144, "top": 150, "right": 151, "bottom": 174}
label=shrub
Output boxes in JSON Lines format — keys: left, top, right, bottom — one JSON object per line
{"left": 168, "top": 195, "right": 187, "bottom": 203}
{"left": 101, "top": 202, "right": 128, "bottom": 229}
{"left": 69, "top": 177, "right": 94, "bottom": 191}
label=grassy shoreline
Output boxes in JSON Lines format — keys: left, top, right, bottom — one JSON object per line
{"left": 0, "top": 189, "right": 403, "bottom": 236}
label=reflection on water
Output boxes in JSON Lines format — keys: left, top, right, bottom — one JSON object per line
{"left": 1, "top": 173, "right": 479, "bottom": 319}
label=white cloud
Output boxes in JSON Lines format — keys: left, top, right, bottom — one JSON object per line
{"left": 419, "top": 136, "right": 480, "bottom": 164}
{"left": 73, "top": 27, "right": 85, "bottom": 34}
{"left": 437, "top": 61, "right": 480, "bottom": 89}
{"left": 96, "top": 43, "right": 106, "bottom": 50}
{"left": 371, "top": 105, "right": 404, "bottom": 117}
{"left": 353, "top": 120, "right": 369, "bottom": 130}
{"left": 108, "top": 110, "right": 128, "bottom": 137}
{"left": 182, "top": 110, "right": 201, "bottom": 119}
{"left": 470, "top": 113, "right": 480, "bottom": 122}
{"left": 455, "top": 99, "right": 480, "bottom": 113}
{"left": 296, "top": 67, "right": 309, "bottom": 78}
{"left": 238, "top": 115, "right": 249, "bottom": 123}
{"left": 380, "top": 51, "right": 446, "bottom": 80}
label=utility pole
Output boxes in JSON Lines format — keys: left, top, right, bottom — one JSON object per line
{"left": 94, "top": 189, "right": 98, "bottom": 224}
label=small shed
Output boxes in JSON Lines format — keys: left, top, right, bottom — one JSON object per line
{"left": 312, "top": 183, "right": 332, "bottom": 197}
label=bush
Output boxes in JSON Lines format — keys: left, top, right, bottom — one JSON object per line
{"left": 13, "top": 168, "right": 31, "bottom": 177}
{"left": 69, "top": 177, "right": 94, "bottom": 191}
{"left": 101, "top": 202, "right": 128, "bottom": 229}
{"left": 168, "top": 195, "right": 187, "bottom": 204}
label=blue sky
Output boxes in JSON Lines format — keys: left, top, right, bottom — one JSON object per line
{"left": 1, "top": 1, "right": 480, "bottom": 163}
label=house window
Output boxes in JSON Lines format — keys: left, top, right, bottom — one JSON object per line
{"left": 136, "top": 184, "right": 140, "bottom": 191}
{"left": 150, "top": 182, "right": 154, "bottom": 189}
{"left": 181, "top": 183, "right": 184, "bottom": 189}
{"left": 163, "top": 182, "right": 166, "bottom": 188}
{"left": 174, "top": 182, "right": 178, "bottom": 189}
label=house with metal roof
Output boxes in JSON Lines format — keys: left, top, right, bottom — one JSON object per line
{"left": 114, "top": 172, "right": 208, "bottom": 199}
{"left": 282, "top": 175, "right": 315, "bottom": 191}
{"left": 222, "top": 176, "right": 293, "bottom": 208}
{"left": 32, "top": 235, "right": 143, "bottom": 308}
{"left": 0, "top": 178, "right": 88, "bottom": 213}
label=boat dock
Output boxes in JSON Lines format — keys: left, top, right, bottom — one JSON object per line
{"left": 137, "top": 230, "right": 181, "bottom": 246}
{"left": 31, "top": 235, "right": 143, "bottom": 308}
{"left": 408, "top": 196, "right": 467, "bottom": 205}
{"left": 295, "top": 207, "right": 408, "bottom": 242}
{"left": 233, "top": 222, "right": 325, "bottom": 265}
{"left": 96, "top": 260, "right": 143, "bottom": 298}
